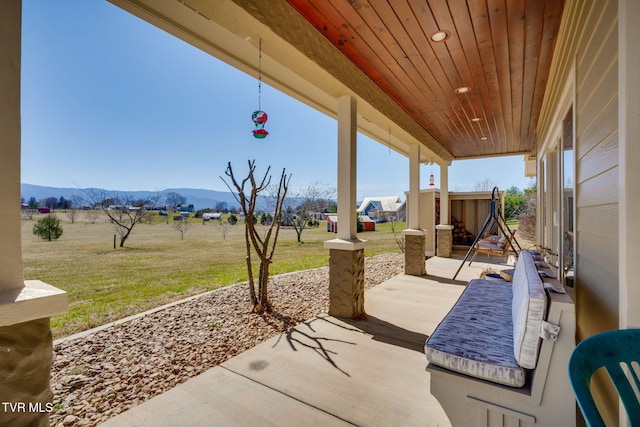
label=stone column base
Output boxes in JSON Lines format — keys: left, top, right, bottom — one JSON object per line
{"left": 328, "top": 248, "right": 365, "bottom": 318}
{"left": 0, "top": 318, "right": 53, "bottom": 427}
{"left": 436, "top": 225, "right": 454, "bottom": 258}
{"left": 403, "top": 230, "right": 426, "bottom": 276}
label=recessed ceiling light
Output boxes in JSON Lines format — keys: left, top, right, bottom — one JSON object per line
{"left": 481, "top": 136, "right": 488, "bottom": 140}
{"left": 471, "top": 117, "right": 482, "bottom": 122}
{"left": 455, "top": 86, "right": 471, "bottom": 94}
{"left": 430, "top": 31, "right": 450, "bottom": 42}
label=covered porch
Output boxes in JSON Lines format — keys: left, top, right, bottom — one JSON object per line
{"left": 2, "top": 0, "right": 640, "bottom": 426}
{"left": 99, "top": 255, "right": 501, "bottom": 427}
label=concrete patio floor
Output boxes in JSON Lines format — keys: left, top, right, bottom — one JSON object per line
{"left": 101, "top": 253, "right": 513, "bottom": 427}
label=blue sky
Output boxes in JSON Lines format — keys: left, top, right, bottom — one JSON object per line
{"left": 20, "top": 0, "right": 534, "bottom": 200}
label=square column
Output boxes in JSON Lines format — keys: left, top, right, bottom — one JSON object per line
{"left": 0, "top": 0, "right": 24, "bottom": 292}
{"left": 404, "top": 144, "right": 426, "bottom": 275}
{"left": 437, "top": 164, "right": 453, "bottom": 257}
{"left": 324, "top": 95, "right": 366, "bottom": 318}
{"left": 0, "top": 3, "right": 68, "bottom": 425}
{"left": 619, "top": 0, "right": 640, "bottom": 328}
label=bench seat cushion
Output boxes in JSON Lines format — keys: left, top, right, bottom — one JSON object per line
{"left": 425, "top": 279, "right": 526, "bottom": 387}
{"left": 512, "top": 250, "right": 547, "bottom": 369}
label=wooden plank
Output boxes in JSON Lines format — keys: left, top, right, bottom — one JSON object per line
{"left": 368, "top": 0, "right": 462, "bottom": 141}
{"left": 575, "top": 0, "right": 616, "bottom": 78}
{"left": 528, "top": 0, "right": 566, "bottom": 152}
{"left": 327, "top": 0, "right": 455, "bottom": 144}
{"left": 576, "top": 130, "right": 617, "bottom": 184}
{"left": 519, "top": 0, "right": 544, "bottom": 151}
{"left": 574, "top": 254, "right": 619, "bottom": 334}
{"left": 487, "top": 0, "right": 515, "bottom": 154}
{"left": 575, "top": 94, "right": 617, "bottom": 159}
{"left": 467, "top": 0, "right": 506, "bottom": 152}
{"left": 577, "top": 63, "right": 618, "bottom": 136}
{"left": 467, "top": 396, "right": 536, "bottom": 424}
{"left": 506, "top": 0, "right": 525, "bottom": 154}
{"left": 577, "top": 204, "right": 617, "bottom": 239}
{"left": 576, "top": 167, "right": 618, "bottom": 208}
{"left": 448, "top": 0, "right": 501, "bottom": 154}
{"left": 576, "top": 10, "right": 617, "bottom": 98}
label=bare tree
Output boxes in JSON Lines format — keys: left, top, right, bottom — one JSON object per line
{"left": 215, "top": 219, "right": 230, "bottom": 240}
{"left": 66, "top": 209, "right": 78, "bottom": 224}
{"left": 172, "top": 216, "right": 190, "bottom": 240}
{"left": 285, "top": 183, "right": 335, "bottom": 243}
{"left": 474, "top": 179, "right": 498, "bottom": 192}
{"left": 84, "top": 210, "right": 101, "bottom": 224}
{"left": 164, "top": 191, "right": 186, "bottom": 211}
{"left": 82, "top": 189, "right": 159, "bottom": 247}
{"left": 221, "top": 160, "right": 290, "bottom": 313}
{"left": 21, "top": 208, "right": 36, "bottom": 223}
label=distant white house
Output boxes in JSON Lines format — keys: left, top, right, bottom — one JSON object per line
{"left": 356, "top": 196, "right": 406, "bottom": 222}
{"left": 202, "top": 212, "right": 221, "bottom": 221}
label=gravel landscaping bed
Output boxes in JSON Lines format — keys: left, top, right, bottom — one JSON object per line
{"left": 50, "top": 252, "right": 404, "bottom": 426}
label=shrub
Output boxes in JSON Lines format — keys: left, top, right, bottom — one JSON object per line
{"left": 518, "top": 214, "right": 536, "bottom": 242}
{"left": 33, "top": 215, "right": 63, "bottom": 241}
{"left": 227, "top": 214, "right": 238, "bottom": 225}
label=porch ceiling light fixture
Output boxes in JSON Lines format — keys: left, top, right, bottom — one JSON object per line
{"left": 481, "top": 136, "right": 488, "bottom": 141}
{"left": 455, "top": 86, "right": 471, "bottom": 94}
{"left": 471, "top": 117, "right": 482, "bottom": 122}
{"left": 430, "top": 31, "right": 450, "bottom": 42}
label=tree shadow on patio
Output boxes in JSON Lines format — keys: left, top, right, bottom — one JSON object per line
{"left": 272, "top": 315, "right": 360, "bottom": 377}
{"left": 343, "top": 315, "right": 429, "bottom": 353}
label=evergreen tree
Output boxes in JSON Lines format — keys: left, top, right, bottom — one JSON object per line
{"left": 32, "top": 215, "right": 63, "bottom": 241}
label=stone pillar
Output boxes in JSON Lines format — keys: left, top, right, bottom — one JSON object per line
{"left": 404, "top": 230, "right": 426, "bottom": 276}
{"left": 0, "top": 319, "right": 53, "bottom": 427}
{"left": 0, "top": 4, "right": 68, "bottom": 425}
{"left": 436, "top": 224, "right": 454, "bottom": 258}
{"left": 324, "top": 95, "right": 366, "bottom": 318}
{"left": 328, "top": 248, "right": 365, "bottom": 318}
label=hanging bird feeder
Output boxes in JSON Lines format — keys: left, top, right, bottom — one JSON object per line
{"left": 252, "top": 39, "right": 269, "bottom": 139}
{"left": 252, "top": 110, "right": 268, "bottom": 139}
{"left": 429, "top": 161, "right": 435, "bottom": 187}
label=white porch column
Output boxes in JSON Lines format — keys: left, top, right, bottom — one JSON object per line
{"left": 403, "top": 144, "right": 426, "bottom": 275}
{"left": 0, "top": 4, "right": 67, "bottom": 425}
{"left": 439, "top": 164, "right": 449, "bottom": 225}
{"left": 436, "top": 163, "right": 454, "bottom": 257}
{"left": 406, "top": 144, "right": 421, "bottom": 230}
{"left": 336, "top": 95, "right": 358, "bottom": 241}
{"left": 619, "top": 0, "right": 640, "bottom": 330}
{"left": 324, "top": 95, "right": 366, "bottom": 318}
{"left": 0, "top": 0, "right": 24, "bottom": 293}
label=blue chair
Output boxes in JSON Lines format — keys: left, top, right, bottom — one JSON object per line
{"left": 568, "top": 329, "right": 640, "bottom": 426}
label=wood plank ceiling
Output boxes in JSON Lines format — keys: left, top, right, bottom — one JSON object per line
{"left": 284, "top": 0, "right": 565, "bottom": 159}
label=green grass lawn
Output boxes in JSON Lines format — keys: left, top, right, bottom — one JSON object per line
{"left": 22, "top": 212, "right": 403, "bottom": 338}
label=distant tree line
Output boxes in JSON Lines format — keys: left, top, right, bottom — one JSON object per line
{"left": 21, "top": 196, "right": 75, "bottom": 210}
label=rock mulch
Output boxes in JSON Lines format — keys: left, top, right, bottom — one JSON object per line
{"left": 50, "top": 252, "right": 404, "bottom": 426}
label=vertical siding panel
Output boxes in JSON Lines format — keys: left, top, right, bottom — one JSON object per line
{"left": 574, "top": 1, "right": 619, "bottom": 425}
{"left": 538, "top": 0, "right": 619, "bottom": 423}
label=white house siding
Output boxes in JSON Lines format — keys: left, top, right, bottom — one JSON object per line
{"left": 574, "top": 0, "right": 619, "bottom": 340}
{"left": 538, "top": 0, "right": 619, "bottom": 423}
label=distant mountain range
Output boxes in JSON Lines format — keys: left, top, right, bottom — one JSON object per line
{"left": 20, "top": 183, "right": 240, "bottom": 211}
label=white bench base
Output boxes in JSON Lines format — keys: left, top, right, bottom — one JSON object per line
{"left": 427, "top": 290, "right": 576, "bottom": 426}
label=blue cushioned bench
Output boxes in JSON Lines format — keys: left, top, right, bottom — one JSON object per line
{"left": 424, "top": 250, "right": 577, "bottom": 426}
